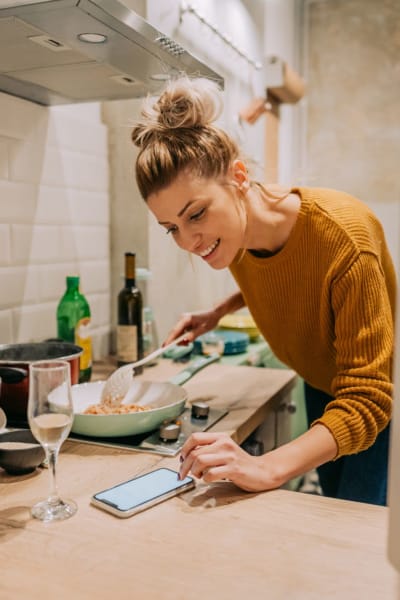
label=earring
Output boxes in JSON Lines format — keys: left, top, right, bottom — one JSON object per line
{"left": 233, "top": 179, "right": 248, "bottom": 193}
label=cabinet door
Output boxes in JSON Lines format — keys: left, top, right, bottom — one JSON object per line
{"left": 241, "top": 384, "right": 304, "bottom": 491}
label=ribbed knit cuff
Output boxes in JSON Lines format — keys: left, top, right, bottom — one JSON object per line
{"left": 312, "top": 413, "right": 356, "bottom": 459}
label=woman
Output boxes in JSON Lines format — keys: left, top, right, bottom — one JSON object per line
{"left": 131, "top": 76, "right": 395, "bottom": 505}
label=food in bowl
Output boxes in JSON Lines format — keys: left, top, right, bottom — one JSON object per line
{"left": 66, "top": 380, "right": 187, "bottom": 438}
{"left": 83, "top": 403, "right": 150, "bottom": 415}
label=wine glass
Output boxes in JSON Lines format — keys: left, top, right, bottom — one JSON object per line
{"left": 27, "top": 360, "right": 77, "bottom": 522}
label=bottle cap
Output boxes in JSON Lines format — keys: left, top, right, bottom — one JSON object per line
{"left": 66, "top": 275, "right": 80, "bottom": 286}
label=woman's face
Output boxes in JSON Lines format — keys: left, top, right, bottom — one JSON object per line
{"left": 147, "top": 172, "right": 246, "bottom": 270}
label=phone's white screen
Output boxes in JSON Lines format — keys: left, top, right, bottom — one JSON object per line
{"left": 94, "top": 468, "right": 193, "bottom": 511}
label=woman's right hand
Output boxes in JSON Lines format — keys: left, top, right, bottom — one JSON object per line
{"left": 163, "top": 308, "right": 221, "bottom": 346}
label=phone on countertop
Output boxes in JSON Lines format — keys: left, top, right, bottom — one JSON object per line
{"left": 91, "top": 467, "right": 195, "bottom": 518}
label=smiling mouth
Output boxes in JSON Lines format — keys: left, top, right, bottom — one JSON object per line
{"left": 199, "top": 239, "right": 220, "bottom": 258}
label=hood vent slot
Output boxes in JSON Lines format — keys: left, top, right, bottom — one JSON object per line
{"left": 29, "top": 34, "right": 71, "bottom": 52}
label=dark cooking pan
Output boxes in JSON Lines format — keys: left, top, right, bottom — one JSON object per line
{"left": 0, "top": 342, "right": 82, "bottom": 421}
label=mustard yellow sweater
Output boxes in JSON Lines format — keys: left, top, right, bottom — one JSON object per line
{"left": 229, "top": 187, "right": 396, "bottom": 458}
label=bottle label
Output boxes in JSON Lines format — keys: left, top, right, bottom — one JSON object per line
{"left": 75, "top": 317, "right": 92, "bottom": 370}
{"left": 117, "top": 325, "right": 138, "bottom": 362}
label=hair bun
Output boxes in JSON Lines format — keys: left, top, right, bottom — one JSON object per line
{"left": 131, "top": 76, "right": 222, "bottom": 148}
{"left": 156, "top": 77, "right": 222, "bottom": 129}
{"left": 131, "top": 122, "right": 154, "bottom": 148}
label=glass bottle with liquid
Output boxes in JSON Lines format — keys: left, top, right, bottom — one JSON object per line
{"left": 117, "top": 252, "right": 143, "bottom": 372}
{"left": 57, "top": 275, "right": 92, "bottom": 383}
{"left": 142, "top": 306, "right": 159, "bottom": 365}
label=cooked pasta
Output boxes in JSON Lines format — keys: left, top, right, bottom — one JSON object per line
{"left": 83, "top": 403, "right": 150, "bottom": 415}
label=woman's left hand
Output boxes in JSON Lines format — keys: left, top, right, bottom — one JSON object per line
{"left": 178, "top": 432, "right": 284, "bottom": 493}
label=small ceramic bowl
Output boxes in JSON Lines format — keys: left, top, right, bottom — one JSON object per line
{"left": 0, "top": 429, "right": 45, "bottom": 475}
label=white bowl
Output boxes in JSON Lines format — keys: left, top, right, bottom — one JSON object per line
{"left": 70, "top": 380, "right": 187, "bottom": 438}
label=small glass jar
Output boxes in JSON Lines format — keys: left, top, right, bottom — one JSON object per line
{"left": 201, "top": 332, "right": 225, "bottom": 356}
{"left": 142, "top": 307, "right": 159, "bottom": 365}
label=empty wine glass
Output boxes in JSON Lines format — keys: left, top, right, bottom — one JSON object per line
{"left": 27, "top": 360, "right": 77, "bottom": 522}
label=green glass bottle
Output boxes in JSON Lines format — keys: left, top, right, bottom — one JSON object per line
{"left": 57, "top": 275, "right": 92, "bottom": 383}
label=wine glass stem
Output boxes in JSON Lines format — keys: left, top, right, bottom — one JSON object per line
{"left": 46, "top": 447, "right": 61, "bottom": 504}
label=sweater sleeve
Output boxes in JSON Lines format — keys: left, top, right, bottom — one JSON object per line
{"left": 312, "top": 251, "right": 394, "bottom": 457}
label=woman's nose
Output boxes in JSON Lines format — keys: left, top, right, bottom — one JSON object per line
{"left": 178, "top": 230, "right": 202, "bottom": 253}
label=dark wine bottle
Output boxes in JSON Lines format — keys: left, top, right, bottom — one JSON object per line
{"left": 117, "top": 252, "right": 143, "bottom": 372}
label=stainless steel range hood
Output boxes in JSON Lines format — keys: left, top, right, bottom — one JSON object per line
{"left": 0, "top": 0, "right": 223, "bottom": 105}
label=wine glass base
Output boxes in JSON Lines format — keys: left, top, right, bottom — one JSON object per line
{"left": 31, "top": 498, "right": 78, "bottom": 522}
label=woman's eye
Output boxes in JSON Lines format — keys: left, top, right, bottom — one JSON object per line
{"left": 165, "top": 225, "right": 178, "bottom": 235}
{"left": 190, "top": 208, "right": 205, "bottom": 222}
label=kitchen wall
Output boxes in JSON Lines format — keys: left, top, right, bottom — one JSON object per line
{"left": 302, "top": 0, "right": 400, "bottom": 272}
{"left": 0, "top": 94, "right": 111, "bottom": 356}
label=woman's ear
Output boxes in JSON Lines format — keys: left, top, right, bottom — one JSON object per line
{"left": 232, "top": 160, "right": 250, "bottom": 191}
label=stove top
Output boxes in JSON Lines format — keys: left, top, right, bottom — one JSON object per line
{"left": 68, "top": 406, "right": 228, "bottom": 456}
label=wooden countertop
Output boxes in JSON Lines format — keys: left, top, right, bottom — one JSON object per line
{"left": 0, "top": 360, "right": 397, "bottom": 599}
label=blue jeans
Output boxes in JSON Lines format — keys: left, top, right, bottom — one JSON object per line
{"left": 304, "top": 382, "right": 390, "bottom": 506}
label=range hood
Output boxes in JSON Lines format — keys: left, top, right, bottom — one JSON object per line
{"left": 0, "top": 0, "right": 223, "bottom": 105}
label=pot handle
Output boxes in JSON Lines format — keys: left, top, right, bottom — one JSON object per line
{"left": 0, "top": 367, "right": 29, "bottom": 384}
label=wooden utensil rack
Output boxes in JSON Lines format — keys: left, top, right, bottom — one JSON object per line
{"left": 239, "top": 55, "right": 306, "bottom": 183}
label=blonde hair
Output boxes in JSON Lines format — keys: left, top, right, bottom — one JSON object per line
{"left": 131, "top": 76, "right": 240, "bottom": 200}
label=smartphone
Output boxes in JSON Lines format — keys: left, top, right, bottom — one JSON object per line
{"left": 91, "top": 467, "right": 195, "bottom": 518}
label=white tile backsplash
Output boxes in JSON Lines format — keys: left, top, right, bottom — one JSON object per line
{"left": 78, "top": 260, "right": 110, "bottom": 294}
{"left": 12, "top": 224, "right": 63, "bottom": 264}
{"left": 38, "top": 264, "right": 77, "bottom": 302}
{"left": 0, "top": 266, "right": 39, "bottom": 308}
{"left": 0, "top": 139, "right": 8, "bottom": 179}
{"left": 0, "top": 92, "right": 46, "bottom": 141}
{"left": 60, "top": 225, "right": 109, "bottom": 261}
{"left": 0, "top": 181, "right": 38, "bottom": 223}
{"left": 9, "top": 142, "right": 109, "bottom": 190}
{"left": 0, "top": 91, "right": 110, "bottom": 355}
{"left": 0, "top": 310, "right": 13, "bottom": 344}
{"left": 89, "top": 293, "right": 111, "bottom": 328}
{"left": 0, "top": 224, "right": 11, "bottom": 265}
{"left": 47, "top": 111, "right": 108, "bottom": 157}
{"left": 8, "top": 138, "right": 46, "bottom": 184}
{"left": 40, "top": 149, "right": 109, "bottom": 191}
{"left": 36, "top": 187, "right": 109, "bottom": 225}
{"left": 13, "top": 303, "right": 60, "bottom": 343}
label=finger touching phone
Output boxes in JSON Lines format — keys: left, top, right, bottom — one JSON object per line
{"left": 91, "top": 467, "right": 195, "bottom": 518}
